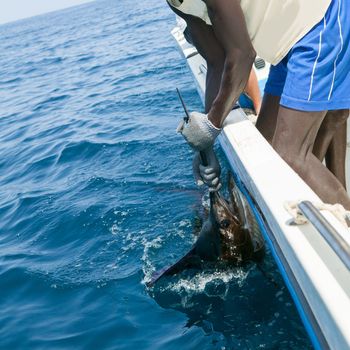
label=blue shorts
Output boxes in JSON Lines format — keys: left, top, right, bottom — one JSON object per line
{"left": 264, "top": 0, "right": 350, "bottom": 111}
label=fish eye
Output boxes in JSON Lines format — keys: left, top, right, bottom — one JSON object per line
{"left": 220, "top": 219, "right": 230, "bottom": 228}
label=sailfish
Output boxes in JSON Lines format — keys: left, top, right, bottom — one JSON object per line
{"left": 147, "top": 89, "right": 265, "bottom": 287}
{"left": 147, "top": 176, "right": 265, "bottom": 286}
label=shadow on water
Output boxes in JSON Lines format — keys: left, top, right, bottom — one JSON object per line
{"left": 148, "top": 257, "right": 312, "bottom": 349}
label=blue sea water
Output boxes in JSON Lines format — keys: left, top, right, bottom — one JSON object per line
{"left": 0, "top": 1, "right": 313, "bottom": 349}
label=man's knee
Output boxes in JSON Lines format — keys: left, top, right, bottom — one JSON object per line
{"left": 273, "top": 107, "right": 326, "bottom": 173}
{"left": 274, "top": 143, "right": 305, "bottom": 174}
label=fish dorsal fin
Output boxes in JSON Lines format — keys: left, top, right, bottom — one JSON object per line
{"left": 147, "top": 247, "right": 201, "bottom": 286}
{"left": 147, "top": 214, "right": 221, "bottom": 286}
{"left": 194, "top": 213, "right": 221, "bottom": 260}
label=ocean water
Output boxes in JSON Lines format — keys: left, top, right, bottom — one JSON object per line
{"left": 0, "top": 1, "right": 312, "bottom": 349}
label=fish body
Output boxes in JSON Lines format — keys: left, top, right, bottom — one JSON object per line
{"left": 147, "top": 175, "right": 265, "bottom": 286}
{"left": 213, "top": 176, "right": 265, "bottom": 264}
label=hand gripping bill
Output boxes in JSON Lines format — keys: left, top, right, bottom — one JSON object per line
{"left": 193, "top": 147, "right": 222, "bottom": 192}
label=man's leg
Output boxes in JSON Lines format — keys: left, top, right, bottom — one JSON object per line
{"left": 325, "top": 124, "right": 348, "bottom": 189}
{"left": 313, "top": 110, "right": 349, "bottom": 188}
{"left": 255, "top": 93, "right": 280, "bottom": 144}
{"left": 272, "top": 107, "right": 350, "bottom": 209}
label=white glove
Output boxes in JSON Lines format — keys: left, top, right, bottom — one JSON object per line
{"left": 192, "top": 147, "right": 221, "bottom": 192}
{"left": 177, "top": 111, "right": 221, "bottom": 151}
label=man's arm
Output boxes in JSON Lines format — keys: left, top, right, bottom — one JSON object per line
{"left": 186, "top": 18, "right": 226, "bottom": 113}
{"left": 245, "top": 69, "right": 261, "bottom": 115}
{"left": 204, "top": 0, "right": 256, "bottom": 127}
{"left": 168, "top": 6, "right": 225, "bottom": 113}
{"left": 170, "top": 1, "right": 256, "bottom": 151}
{"left": 186, "top": 15, "right": 260, "bottom": 116}
{"left": 169, "top": 1, "right": 255, "bottom": 123}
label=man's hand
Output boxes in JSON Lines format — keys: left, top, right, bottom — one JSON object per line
{"left": 193, "top": 147, "right": 221, "bottom": 192}
{"left": 177, "top": 111, "right": 221, "bottom": 151}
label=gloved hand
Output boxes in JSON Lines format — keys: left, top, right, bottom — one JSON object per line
{"left": 192, "top": 147, "right": 221, "bottom": 192}
{"left": 177, "top": 111, "right": 221, "bottom": 151}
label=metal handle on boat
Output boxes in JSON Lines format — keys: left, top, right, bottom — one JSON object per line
{"left": 298, "top": 201, "right": 350, "bottom": 271}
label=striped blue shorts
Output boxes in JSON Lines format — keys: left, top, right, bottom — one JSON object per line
{"left": 264, "top": 0, "right": 350, "bottom": 111}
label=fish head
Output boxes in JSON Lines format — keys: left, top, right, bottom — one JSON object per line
{"left": 211, "top": 192, "right": 241, "bottom": 234}
{"left": 211, "top": 182, "right": 257, "bottom": 263}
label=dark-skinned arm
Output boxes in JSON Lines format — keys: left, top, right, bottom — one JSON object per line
{"left": 245, "top": 69, "right": 261, "bottom": 114}
{"left": 167, "top": 5, "right": 225, "bottom": 113}
{"left": 184, "top": 17, "right": 225, "bottom": 113}
{"left": 204, "top": 0, "right": 256, "bottom": 127}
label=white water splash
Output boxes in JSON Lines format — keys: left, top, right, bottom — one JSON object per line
{"left": 166, "top": 267, "right": 251, "bottom": 295}
{"left": 110, "top": 224, "right": 121, "bottom": 235}
{"left": 141, "top": 236, "right": 164, "bottom": 285}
